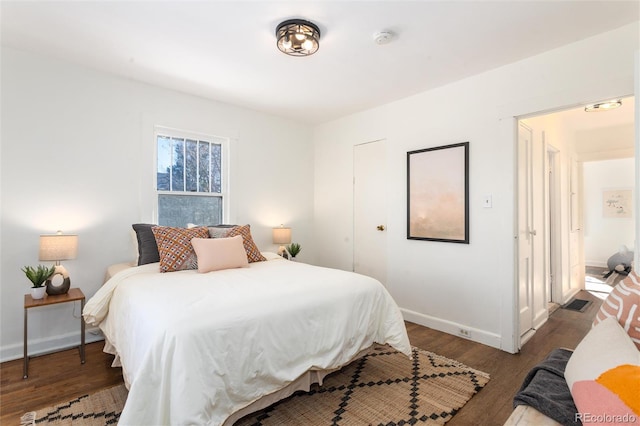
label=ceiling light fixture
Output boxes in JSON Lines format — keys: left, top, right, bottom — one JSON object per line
{"left": 276, "top": 19, "right": 320, "bottom": 57}
{"left": 584, "top": 99, "right": 622, "bottom": 112}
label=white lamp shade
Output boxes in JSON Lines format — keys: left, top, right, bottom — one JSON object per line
{"left": 39, "top": 234, "right": 78, "bottom": 261}
{"left": 272, "top": 227, "right": 291, "bottom": 245}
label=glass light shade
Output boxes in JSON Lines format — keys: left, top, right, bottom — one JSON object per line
{"left": 276, "top": 19, "right": 320, "bottom": 57}
{"left": 302, "top": 39, "right": 314, "bottom": 51}
{"left": 272, "top": 227, "right": 292, "bottom": 245}
{"left": 584, "top": 100, "right": 622, "bottom": 112}
{"left": 39, "top": 233, "right": 78, "bottom": 261}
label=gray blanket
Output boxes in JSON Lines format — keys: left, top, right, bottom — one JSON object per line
{"left": 513, "top": 348, "right": 581, "bottom": 426}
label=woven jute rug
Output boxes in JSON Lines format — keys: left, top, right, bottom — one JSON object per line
{"left": 21, "top": 385, "right": 126, "bottom": 425}
{"left": 24, "top": 345, "right": 489, "bottom": 425}
{"left": 237, "top": 345, "right": 489, "bottom": 425}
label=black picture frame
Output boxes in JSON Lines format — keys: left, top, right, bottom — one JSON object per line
{"left": 407, "top": 142, "right": 469, "bottom": 243}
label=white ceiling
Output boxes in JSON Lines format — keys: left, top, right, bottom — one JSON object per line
{"left": 1, "top": 1, "right": 638, "bottom": 125}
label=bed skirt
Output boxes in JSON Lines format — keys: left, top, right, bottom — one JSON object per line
{"left": 101, "top": 338, "right": 372, "bottom": 425}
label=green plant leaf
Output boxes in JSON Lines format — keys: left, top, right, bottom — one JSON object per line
{"left": 21, "top": 264, "right": 56, "bottom": 287}
{"left": 286, "top": 242, "right": 301, "bottom": 257}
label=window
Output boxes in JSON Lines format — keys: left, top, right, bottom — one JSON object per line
{"left": 156, "top": 127, "right": 228, "bottom": 227}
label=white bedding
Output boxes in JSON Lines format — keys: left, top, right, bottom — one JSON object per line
{"left": 83, "top": 257, "right": 411, "bottom": 425}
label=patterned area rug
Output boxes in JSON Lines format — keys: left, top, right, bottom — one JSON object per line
{"left": 21, "top": 385, "right": 125, "bottom": 425}
{"left": 236, "top": 345, "right": 489, "bottom": 425}
{"left": 24, "top": 346, "right": 489, "bottom": 426}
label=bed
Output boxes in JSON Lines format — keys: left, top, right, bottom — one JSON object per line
{"left": 83, "top": 252, "right": 411, "bottom": 425}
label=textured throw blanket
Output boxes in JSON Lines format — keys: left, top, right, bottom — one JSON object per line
{"left": 513, "top": 348, "right": 581, "bottom": 426}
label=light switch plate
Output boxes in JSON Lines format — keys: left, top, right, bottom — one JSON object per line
{"left": 483, "top": 195, "right": 492, "bottom": 208}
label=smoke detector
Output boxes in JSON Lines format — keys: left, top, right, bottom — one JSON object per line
{"left": 373, "top": 31, "right": 394, "bottom": 45}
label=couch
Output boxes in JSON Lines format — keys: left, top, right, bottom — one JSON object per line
{"left": 505, "top": 272, "right": 640, "bottom": 425}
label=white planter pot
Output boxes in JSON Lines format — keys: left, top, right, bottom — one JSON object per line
{"left": 31, "top": 287, "right": 46, "bottom": 300}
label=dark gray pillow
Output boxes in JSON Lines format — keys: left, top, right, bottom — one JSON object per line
{"left": 132, "top": 223, "right": 160, "bottom": 266}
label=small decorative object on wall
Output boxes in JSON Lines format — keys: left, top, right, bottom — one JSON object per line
{"left": 603, "top": 189, "right": 632, "bottom": 218}
{"left": 407, "top": 142, "right": 469, "bottom": 243}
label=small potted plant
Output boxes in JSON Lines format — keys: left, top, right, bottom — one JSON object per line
{"left": 22, "top": 265, "right": 56, "bottom": 299}
{"left": 286, "top": 243, "right": 302, "bottom": 261}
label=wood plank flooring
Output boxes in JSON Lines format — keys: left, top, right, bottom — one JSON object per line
{"left": 0, "top": 290, "right": 601, "bottom": 425}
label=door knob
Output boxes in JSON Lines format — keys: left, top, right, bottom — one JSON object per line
{"left": 377, "top": 225, "right": 385, "bottom": 231}
{"left": 529, "top": 229, "right": 537, "bottom": 236}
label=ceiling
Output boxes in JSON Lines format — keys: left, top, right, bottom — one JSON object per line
{"left": 1, "top": 1, "right": 639, "bottom": 125}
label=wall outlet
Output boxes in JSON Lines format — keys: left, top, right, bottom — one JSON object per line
{"left": 458, "top": 328, "right": 470, "bottom": 338}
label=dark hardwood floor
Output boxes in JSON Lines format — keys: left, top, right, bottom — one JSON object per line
{"left": 0, "top": 290, "right": 601, "bottom": 425}
{"left": 412, "top": 289, "right": 602, "bottom": 426}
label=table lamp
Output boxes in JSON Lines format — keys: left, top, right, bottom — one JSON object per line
{"left": 272, "top": 225, "right": 291, "bottom": 258}
{"left": 39, "top": 231, "right": 78, "bottom": 295}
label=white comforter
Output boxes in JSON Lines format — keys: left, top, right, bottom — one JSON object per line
{"left": 84, "top": 257, "right": 411, "bottom": 425}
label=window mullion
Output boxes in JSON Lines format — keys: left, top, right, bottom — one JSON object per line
{"left": 169, "top": 136, "right": 173, "bottom": 191}
{"left": 182, "top": 138, "right": 186, "bottom": 192}
{"left": 196, "top": 140, "right": 200, "bottom": 192}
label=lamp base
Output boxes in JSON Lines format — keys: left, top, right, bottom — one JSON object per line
{"left": 45, "top": 265, "right": 71, "bottom": 295}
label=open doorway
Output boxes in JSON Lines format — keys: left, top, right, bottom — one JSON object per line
{"left": 516, "top": 95, "right": 635, "bottom": 345}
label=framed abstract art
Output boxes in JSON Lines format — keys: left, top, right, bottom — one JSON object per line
{"left": 407, "top": 142, "right": 469, "bottom": 243}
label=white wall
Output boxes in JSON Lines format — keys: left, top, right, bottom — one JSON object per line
{"left": 583, "top": 158, "right": 636, "bottom": 266}
{"left": 0, "top": 47, "right": 315, "bottom": 361}
{"left": 313, "top": 22, "right": 639, "bottom": 352}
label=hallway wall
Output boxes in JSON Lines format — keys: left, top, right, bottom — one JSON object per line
{"left": 583, "top": 158, "right": 636, "bottom": 266}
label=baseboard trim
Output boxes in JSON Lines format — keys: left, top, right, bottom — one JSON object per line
{"left": 401, "top": 308, "right": 502, "bottom": 350}
{"left": 0, "top": 327, "right": 104, "bottom": 363}
{"left": 533, "top": 309, "right": 548, "bottom": 330}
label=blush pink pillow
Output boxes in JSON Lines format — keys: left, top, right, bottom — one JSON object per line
{"left": 191, "top": 236, "right": 249, "bottom": 273}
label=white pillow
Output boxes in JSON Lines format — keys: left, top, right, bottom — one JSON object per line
{"left": 565, "top": 317, "right": 639, "bottom": 389}
{"left": 191, "top": 235, "right": 249, "bottom": 273}
{"left": 564, "top": 317, "right": 640, "bottom": 423}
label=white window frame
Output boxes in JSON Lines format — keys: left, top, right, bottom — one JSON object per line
{"left": 154, "top": 126, "right": 230, "bottom": 224}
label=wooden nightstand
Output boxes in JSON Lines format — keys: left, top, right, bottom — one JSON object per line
{"left": 23, "top": 287, "right": 85, "bottom": 379}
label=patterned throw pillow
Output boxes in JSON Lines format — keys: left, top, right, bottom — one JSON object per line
{"left": 224, "top": 225, "right": 266, "bottom": 263}
{"left": 208, "top": 225, "right": 237, "bottom": 238}
{"left": 593, "top": 271, "right": 640, "bottom": 350}
{"left": 152, "top": 226, "right": 210, "bottom": 273}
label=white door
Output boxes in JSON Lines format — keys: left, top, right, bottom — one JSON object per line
{"left": 518, "top": 123, "right": 534, "bottom": 339}
{"left": 531, "top": 131, "right": 548, "bottom": 330}
{"left": 354, "top": 140, "right": 387, "bottom": 285}
{"left": 546, "top": 146, "right": 562, "bottom": 304}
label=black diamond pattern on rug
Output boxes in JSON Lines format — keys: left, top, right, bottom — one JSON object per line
{"left": 34, "top": 393, "right": 122, "bottom": 425}
{"left": 236, "top": 345, "right": 490, "bottom": 426}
